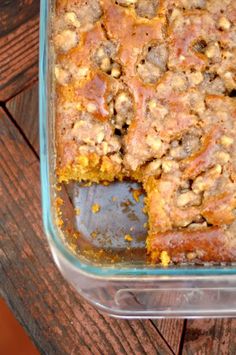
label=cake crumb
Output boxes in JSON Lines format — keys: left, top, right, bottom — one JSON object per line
{"left": 91, "top": 231, "right": 97, "bottom": 238}
{"left": 143, "top": 222, "right": 148, "bottom": 229}
{"left": 72, "top": 232, "right": 80, "bottom": 239}
{"left": 142, "top": 206, "right": 147, "bottom": 214}
{"left": 160, "top": 251, "right": 170, "bottom": 267}
{"left": 55, "top": 197, "right": 64, "bottom": 227}
{"left": 112, "top": 196, "right": 117, "bottom": 202}
{"left": 124, "top": 234, "right": 133, "bottom": 242}
{"left": 55, "top": 197, "right": 63, "bottom": 207}
{"left": 75, "top": 208, "right": 80, "bottom": 215}
{"left": 92, "top": 203, "right": 100, "bottom": 213}
{"left": 132, "top": 188, "right": 142, "bottom": 202}
{"left": 150, "top": 250, "right": 159, "bottom": 263}
{"left": 69, "top": 243, "right": 77, "bottom": 253}
{"left": 130, "top": 226, "right": 135, "bottom": 231}
{"left": 57, "top": 218, "right": 64, "bottom": 227}
{"left": 123, "top": 200, "right": 131, "bottom": 206}
{"left": 81, "top": 181, "right": 92, "bottom": 187}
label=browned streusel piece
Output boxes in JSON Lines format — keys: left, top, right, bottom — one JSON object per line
{"left": 136, "top": 42, "right": 168, "bottom": 84}
{"left": 115, "top": 0, "right": 161, "bottom": 19}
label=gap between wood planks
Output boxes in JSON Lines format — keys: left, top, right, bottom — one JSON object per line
{"left": 177, "top": 319, "right": 187, "bottom": 355}
{"left": 2, "top": 103, "right": 38, "bottom": 159}
{"left": 1, "top": 76, "right": 39, "bottom": 107}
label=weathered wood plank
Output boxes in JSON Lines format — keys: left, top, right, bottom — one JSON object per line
{"left": 6, "top": 82, "right": 39, "bottom": 154}
{"left": 0, "top": 108, "right": 173, "bottom": 355}
{"left": 183, "top": 318, "right": 236, "bottom": 355}
{"left": 0, "top": 1, "right": 39, "bottom": 100}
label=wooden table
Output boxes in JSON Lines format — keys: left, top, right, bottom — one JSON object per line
{"left": 0, "top": 2, "right": 235, "bottom": 354}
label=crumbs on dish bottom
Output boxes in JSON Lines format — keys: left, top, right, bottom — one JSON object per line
{"left": 91, "top": 203, "right": 101, "bottom": 214}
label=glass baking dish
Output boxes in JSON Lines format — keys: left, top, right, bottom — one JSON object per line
{"left": 39, "top": 0, "right": 236, "bottom": 318}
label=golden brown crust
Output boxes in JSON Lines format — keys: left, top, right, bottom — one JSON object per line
{"left": 55, "top": 0, "right": 236, "bottom": 264}
{"left": 147, "top": 227, "right": 236, "bottom": 263}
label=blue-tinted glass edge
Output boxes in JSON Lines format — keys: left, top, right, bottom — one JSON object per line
{"left": 39, "top": 0, "right": 236, "bottom": 278}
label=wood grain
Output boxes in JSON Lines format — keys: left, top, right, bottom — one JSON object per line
{"left": 153, "top": 319, "right": 185, "bottom": 354}
{"left": 183, "top": 318, "right": 236, "bottom": 355}
{"left": 0, "top": 1, "right": 39, "bottom": 100}
{"left": 0, "top": 108, "right": 174, "bottom": 355}
{"left": 6, "top": 82, "right": 39, "bottom": 154}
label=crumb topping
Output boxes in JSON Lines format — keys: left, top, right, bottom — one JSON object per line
{"left": 55, "top": 0, "right": 236, "bottom": 264}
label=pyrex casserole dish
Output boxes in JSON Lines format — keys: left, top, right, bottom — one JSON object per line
{"left": 40, "top": 0, "right": 236, "bottom": 318}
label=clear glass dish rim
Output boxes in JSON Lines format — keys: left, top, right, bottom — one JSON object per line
{"left": 39, "top": 0, "right": 236, "bottom": 278}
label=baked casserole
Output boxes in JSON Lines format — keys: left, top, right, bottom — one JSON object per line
{"left": 54, "top": 0, "right": 236, "bottom": 264}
